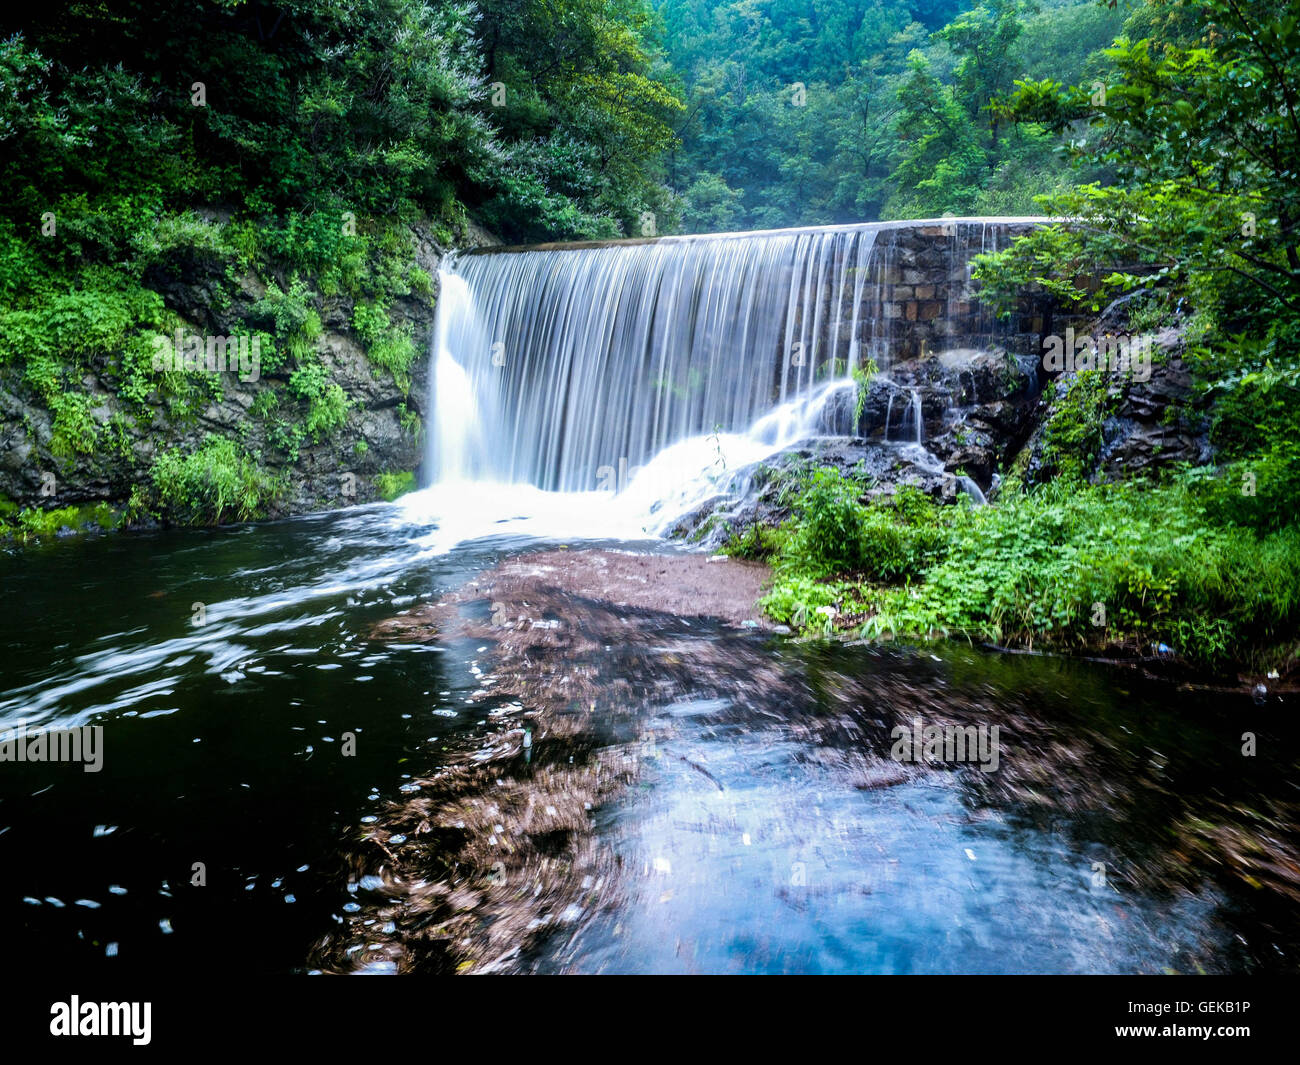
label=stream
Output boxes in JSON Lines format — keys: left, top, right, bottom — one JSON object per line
{"left": 2, "top": 501, "right": 1296, "bottom": 974}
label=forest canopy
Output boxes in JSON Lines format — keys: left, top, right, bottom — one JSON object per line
{"left": 0, "top": 0, "right": 1133, "bottom": 245}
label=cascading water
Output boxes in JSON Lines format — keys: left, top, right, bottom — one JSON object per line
{"left": 413, "top": 220, "right": 1013, "bottom": 548}
{"left": 880, "top": 382, "right": 924, "bottom": 445}
{"left": 430, "top": 272, "right": 489, "bottom": 484}
{"left": 427, "top": 224, "right": 888, "bottom": 494}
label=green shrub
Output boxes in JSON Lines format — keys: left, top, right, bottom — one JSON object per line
{"left": 760, "top": 575, "right": 843, "bottom": 628}
{"left": 1037, "top": 370, "right": 1115, "bottom": 483}
{"left": 851, "top": 357, "right": 879, "bottom": 423}
{"left": 47, "top": 386, "right": 99, "bottom": 459}
{"left": 260, "top": 207, "right": 366, "bottom": 297}
{"left": 251, "top": 277, "right": 320, "bottom": 371}
{"left": 1194, "top": 443, "right": 1300, "bottom": 536}
{"left": 397, "top": 402, "right": 421, "bottom": 437}
{"left": 353, "top": 300, "right": 417, "bottom": 392}
{"left": 723, "top": 522, "right": 786, "bottom": 560}
{"left": 854, "top": 486, "right": 952, "bottom": 582}
{"left": 758, "top": 458, "right": 1300, "bottom": 671}
{"left": 147, "top": 435, "right": 281, "bottom": 525}
{"left": 375, "top": 470, "right": 416, "bottom": 501}
{"left": 858, "top": 477, "right": 1300, "bottom": 668}
{"left": 784, "top": 467, "right": 869, "bottom": 574}
{"left": 1, "top": 502, "right": 119, "bottom": 542}
{"left": 289, "top": 362, "right": 350, "bottom": 440}
{"left": 408, "top": 266, "right": 434, "bottom": 297}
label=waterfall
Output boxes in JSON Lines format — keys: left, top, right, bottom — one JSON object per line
{"left": 427, "top": 224, "right": 887, "bottom": 493}
{"left": 410, "top": 218, "right": 1030, "bottom": 546}
{"left": 430, "top": 273, "right": 490, "bottom": 484}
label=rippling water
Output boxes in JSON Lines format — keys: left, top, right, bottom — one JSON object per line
{"left": 2, "top": 502, "right": 1296, "bottom": 974}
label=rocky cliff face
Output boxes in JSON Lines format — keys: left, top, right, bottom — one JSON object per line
{"left": 1014, "top": 322, "right": 1211, "bottom": 486}
{"left": 0, "top": 220, "right": 502, "bottom": 520}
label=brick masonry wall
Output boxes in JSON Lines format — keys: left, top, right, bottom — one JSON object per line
{"left": 864, "top": 219, "right": 1052, "bottom": 362}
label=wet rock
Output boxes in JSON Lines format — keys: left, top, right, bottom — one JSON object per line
{"left": 667, "top": 342, "right": 1041, "bottom": 547}
{"left": 664, "top": 435, "right": 987, "bottom": 549}
{"left": 1018, "top": 324, "right": 1212, "bottom": 486}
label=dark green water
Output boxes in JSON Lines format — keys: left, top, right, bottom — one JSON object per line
{"left": 1, "top": 503, "right": 1296, "bottom": 974}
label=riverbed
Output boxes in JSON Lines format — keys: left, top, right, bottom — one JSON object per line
{"left": 2, "top": 501, "right": 1296, "bottom": 974}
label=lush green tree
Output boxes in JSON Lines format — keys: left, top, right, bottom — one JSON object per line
{"left": 680, "top": 171, "right": 747, "bottom": 231}
{"left": 983, "top": 0, "right": 1300, "bottom": 347}
{"left": 470, "top": 0, "right": 685, "bottom": 239}
{"left": 0, "top": 0, "right": 682, "bottom": 243}
{"left": 936, "top": 0, "right": 1033, "bottom": 151}
{"left": 888, "top": 52, "right": 989, "bottom": 214}
{"left": 658, "top": 0, "right": 1121, "bottom": 231}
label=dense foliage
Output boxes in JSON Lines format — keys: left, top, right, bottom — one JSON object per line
{"left": 661, "top": 0, "right": 1122, "bottom": 229}
{"left": 739, "top": 465, "right": 1300, "bottom": 670}
{"left": 745, "top": 0, "right": 1300, "bottom": 673}
{"left": 1, "top": 0, "right": 682, "bottom": 240}
{"left": 0, "top": 0, "right": 685, "bottom": 526}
